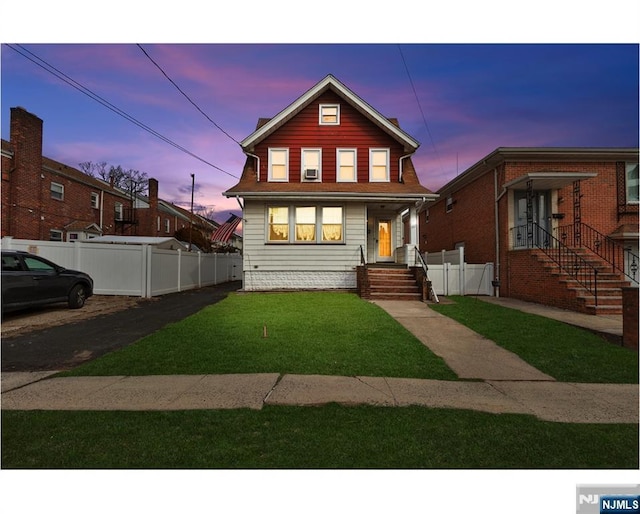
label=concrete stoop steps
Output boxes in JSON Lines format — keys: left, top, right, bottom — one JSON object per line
{"left": 532, "top": 249, "right": 630, "bottom": 315}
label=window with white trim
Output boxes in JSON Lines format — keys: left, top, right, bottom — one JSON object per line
{"left": 49, "top": 229, "right": 63, "bottom": 241}
{"left": 268, "top": 206, "right": 289, "bottom": 242}
{"left": 91, "top": 192, "right": 100, "bottom": 209}
{"left": 295, "top": 207, "right": 316, "bottom": 242}
{"left": 268, "top": 148, "right": 289, "bottom": 182}
{"left": 337, "top": 149, "right": 357, "bottom": 182}
{"left": 115, "top": 202, "right": 123, "bottom": 221}
{"left": 626, "top": 162, "right": 639, "bottom": 203}
{"left": 301, "top": 148, "right": 321, "bottom": 181}
{"left": 267, "top": 206, "right": 344, "bottom": 244}
{"left": 165, "top": 219, "right": 171, "bottom": 233}
{"left": 319, "top": 104, "right": 340, "bottom": 125}
{"left": 51, "top": 182, "right": 64, "bottom": 201}
{"left": 321, "top": 207, "right": 343, "bottom": 242}
{"left": 370, "top": 148, "right": 390, "bottom": 182}
{"left": 446, "top": 195, "right": 454, "bottom": 213}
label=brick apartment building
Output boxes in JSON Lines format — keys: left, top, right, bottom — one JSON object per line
{"left": 1, "top": 107, "right": 217, "bottom": 245}
{"left": 422, "top": 147, "right": 639, "bottom": 314}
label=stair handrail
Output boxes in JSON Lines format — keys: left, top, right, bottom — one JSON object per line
{"left": 555, "top": 222, "right": 639, "bottom": 285}
{"left": 511, "top": 223, "right": 598, "bottom": 306}
{"left": 414, "top": 247, "right": 439, "bottom": 303}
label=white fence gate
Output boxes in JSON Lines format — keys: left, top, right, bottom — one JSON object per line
{"left": 1, "top": 237, "right": 241, "bottom": 297}
{"left": 424, "top": 247, "right": 494, "bottom": 296}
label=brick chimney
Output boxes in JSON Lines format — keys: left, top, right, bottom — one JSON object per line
{"left": 11, "top": 107, "right": 43, "bottom": 178}
{"left": 7, "top": 107, "right": 44, "bottom": 238}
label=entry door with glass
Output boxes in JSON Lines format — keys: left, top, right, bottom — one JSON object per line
{"left": 376, "top": 219, "right": 394, "bottom": 262}
{"left": 514, "top": 189, "right": 551, "bottom": 247}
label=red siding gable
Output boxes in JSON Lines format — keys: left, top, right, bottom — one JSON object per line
{"left": 255, "top": 91, "right": 405, "bottom": 183}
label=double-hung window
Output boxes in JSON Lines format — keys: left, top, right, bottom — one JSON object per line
{"left": 626, "top": 162, "right": 639, "bottom": 203}
{"left": 370, "top": 149, "right": 390, "bottom": 182}
{"left": 319, "top": 104, "right": 340, "bottom": 125}
{"left": 267, "top": 206, "right": 344, "bottom": 243}
{"left": 91, "top": 192, "right": 100, "bottom": 209}
{"left": 321, "top": 207, "right": 343, "bottom": 242}
{"left": 337, "top": 149, "right": 357, "bottom": 182}
{"left": 301, "top": 148, "right": 321, "bottom": 181}
{"left": 268, "top": 207, "right": 289, "bottom": 242}
{"left": 115, "top": 202, "right": 123, "bottom": 221}
{"left": 51, "top": 182, "right": 64, "bottom": 201}
{"left": 268, "top": 148, "right": 289, "bottom": 182}
{"left": 295, "top": 207, "right": 316, "bottom": 242}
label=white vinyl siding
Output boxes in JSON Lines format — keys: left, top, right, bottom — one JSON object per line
{"left": 337, "top": 149, "right": 357, "bottom": 182}
{"left": 268, "top": 148, "right": 289, "bottom": 182}
{"left": 244, "top": 201, "right": 365, "bottom": 273}
{"left": 370, "top": 148, "right": 390, "bottom": 182}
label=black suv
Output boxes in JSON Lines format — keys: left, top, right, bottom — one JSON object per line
{"left": 1, "top": 250, "right": 94, "bottom": 313}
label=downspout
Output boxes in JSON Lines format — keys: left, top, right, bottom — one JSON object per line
{"left": 494, "top": 168, "right": 508, "bottom": 297}
{"left": 99, "top": 190, "right": 104, "bottom": 233}
{"left": 245, "top": 151, "right": 260, "bottom": 182}
{"left": 399, "top": 153, "right": 412, "bottom": 183}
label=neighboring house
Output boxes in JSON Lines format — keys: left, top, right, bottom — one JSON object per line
{"left": 423, "top": 147, "right": 639, "bottom": 314}
{"left": 224, "top": 74, "right": 437, "bottom": 295}
{"left": 1, "top": 106, "right": 228, "bottom": 248}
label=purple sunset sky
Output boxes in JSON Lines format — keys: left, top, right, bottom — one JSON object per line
{"left": 2, "top": 42, "right": 638, "bottom": 224}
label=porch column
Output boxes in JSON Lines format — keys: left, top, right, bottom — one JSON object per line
{"left": 409, "top": 205, "right": 418, "bottom": 247}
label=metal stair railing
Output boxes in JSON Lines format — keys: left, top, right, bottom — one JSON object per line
{"left": 414, "top": 247, "right": 439, "bottom": 303}
{"left": 511, "top": 223, "right": 598, "bottom": 306}
{"left": 555, "top": 222, "right": 639, "bottom": 285}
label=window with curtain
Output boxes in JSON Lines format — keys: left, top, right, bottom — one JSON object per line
{"left": 295, "top": 207, "right": 316, "bottom": 242}
{"left": 321, "top": 207, "right": 343, "bottom": 242}
{"left": 268, "top": 207, "right": 289, "bottom": 241}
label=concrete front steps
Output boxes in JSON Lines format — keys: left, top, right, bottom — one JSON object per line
{"left": 366, "top": 265, "right": 422, "bottom": 301}
{"left": 533, "top": 248, "right": 630, "bottom": 315}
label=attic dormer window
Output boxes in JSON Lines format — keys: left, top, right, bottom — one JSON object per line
{"left": 319, "top": 104, "right": 340, "bottom": 125}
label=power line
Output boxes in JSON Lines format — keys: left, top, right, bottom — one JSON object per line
{"left": 398, "top": 45, "right": 445, "bottom": 173}
{"left": 137, "top": 44, "right": 241, "bottom": 146}
{"left": 5, "top": 44, "right": 239, "bottom": 179}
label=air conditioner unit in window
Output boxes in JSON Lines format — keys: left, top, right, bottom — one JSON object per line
{"left": 304, "top": 168, "right": 318, "bottom": 180}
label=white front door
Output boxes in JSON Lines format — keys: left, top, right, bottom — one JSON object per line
{"left": 376, "top": 219, "right": 394, "bottom": 262}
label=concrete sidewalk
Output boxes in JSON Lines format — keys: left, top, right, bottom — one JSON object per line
{"left": 1, "top": 372, "right": 637, "bottom": 423}
{"left": 1, "top": 297, "right": 636, "bottom": 424}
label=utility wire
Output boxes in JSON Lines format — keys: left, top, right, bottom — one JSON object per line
{"left": 6, "top": 44, "right": 239, "bottom": 179}
{"left": 398, "top": 45, "right": 445, "bottom": 173}
{"left": 137, "top": 44, "right": 241, "bottom": 146}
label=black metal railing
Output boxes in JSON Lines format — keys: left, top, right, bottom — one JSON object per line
{"left": 414, "top": 247, "right": 439, "bottom": 303}
{"left": 555, "top": 222, "right": 639, "bottom": 284}
{"left": 359, "top": 245, "right": 367, "bottom": 266}
{"left": 511, "top": 223, "right": 598, "bottom": 305}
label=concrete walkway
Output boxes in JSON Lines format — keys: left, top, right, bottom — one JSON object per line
{"left": 1, "top": 297, "right": 637, "bottom": 424}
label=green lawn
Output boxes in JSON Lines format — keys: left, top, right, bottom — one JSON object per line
{"left": 60, "top": 292, "right": 457, "bottom": 380}
{"left": 2, "top": 406, "right": 637, "bottom": 468}
{"left": 431, "top": 296, "right": 638, "bottom": 383}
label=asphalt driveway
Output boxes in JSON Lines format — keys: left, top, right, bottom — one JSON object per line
{"left": 1, "top": 281, "right": 241, "bottom": 372}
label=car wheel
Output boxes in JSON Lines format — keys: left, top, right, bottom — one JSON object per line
{"left": 68, "top": 284, "right": 87, "bottom": 309}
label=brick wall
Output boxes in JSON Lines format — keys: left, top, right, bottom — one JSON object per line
{"left": 622, "top": 287, "right": 638, "bottom": 350}
{"left": 1, "top": 107, "right": 197, "bottom": 242}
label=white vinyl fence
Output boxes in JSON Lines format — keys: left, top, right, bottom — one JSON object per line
{"left": 424, "top": 248, "right": 494, "bottom": 296}
{"left": 1, "top": 237, "right": 241, "bottom": 297}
